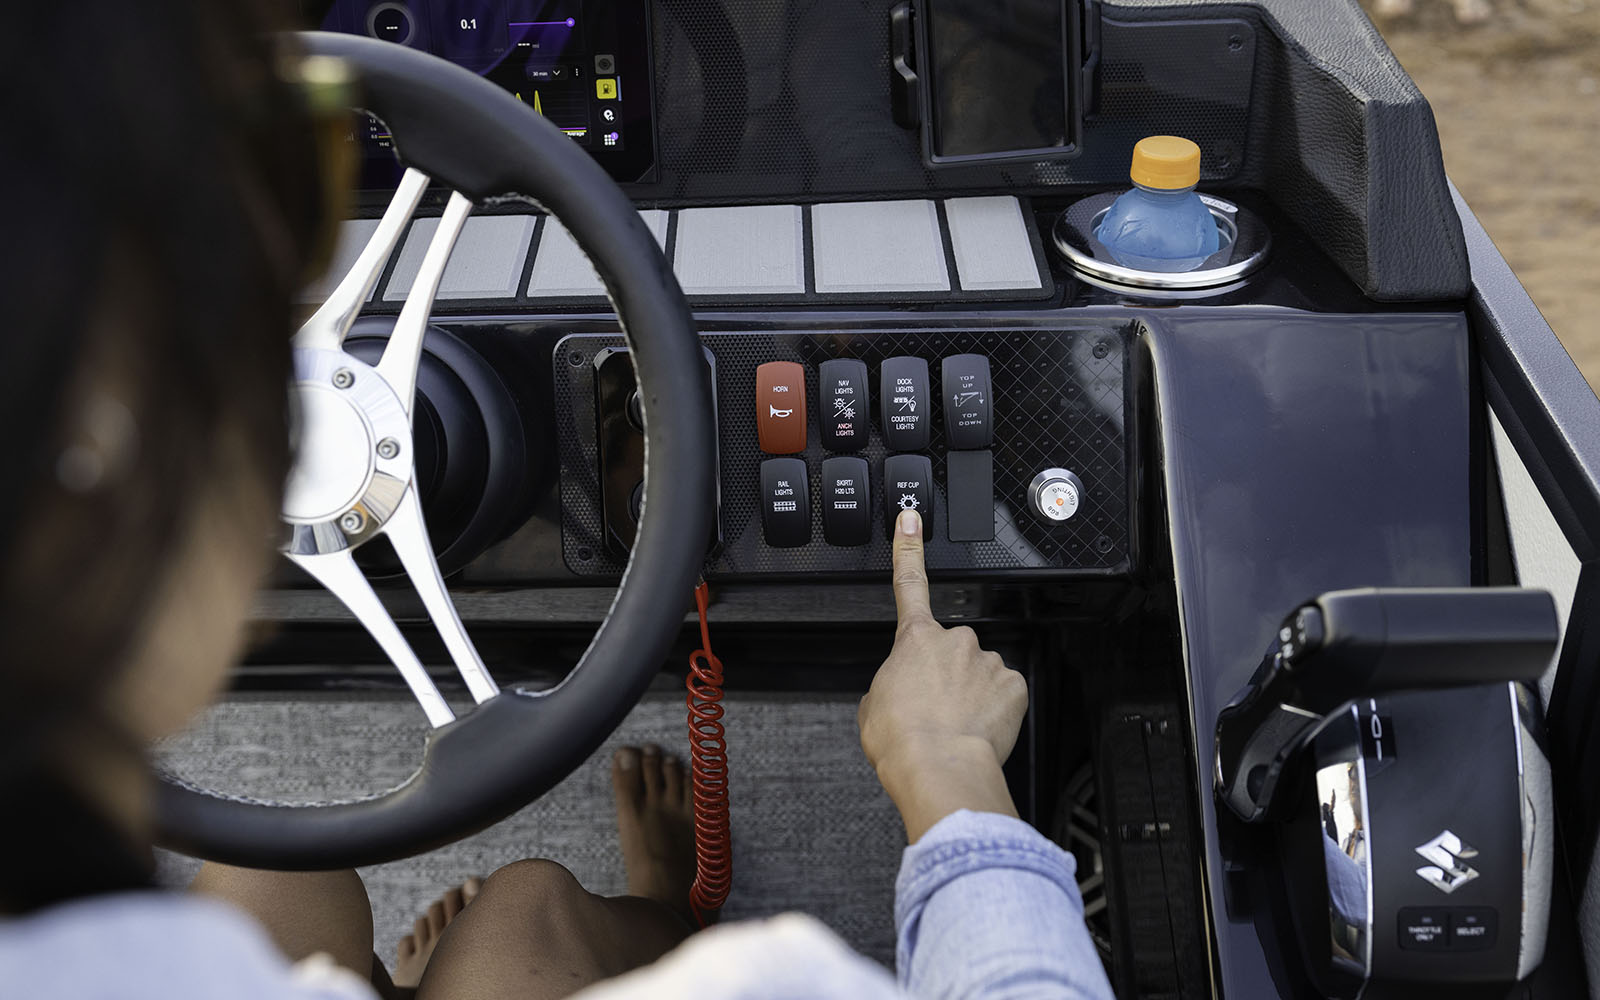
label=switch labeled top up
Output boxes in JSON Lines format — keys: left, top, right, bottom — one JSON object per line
{"left": 755, "top": 361, "right": 807, "bottom": 454}
{"left": 942, "top": 354, "right": 993, "bottom": 449}
{"left": 879, "top": 356, "right": 931, "bottom": 452}
{"left": 818, "top": 358, "right": 869, "bottom": 452}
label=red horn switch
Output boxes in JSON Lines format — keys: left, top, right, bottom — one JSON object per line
{"left": 755, "top": 361, "right": 807, "bottom": 454}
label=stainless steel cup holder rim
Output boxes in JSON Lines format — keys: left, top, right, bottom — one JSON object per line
{"left": 1051, "top": 192, "right": 1270, "bottom": 292}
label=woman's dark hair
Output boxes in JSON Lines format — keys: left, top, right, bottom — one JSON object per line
{"left": 0, "top": 1, "right": 328, "bottom": 910}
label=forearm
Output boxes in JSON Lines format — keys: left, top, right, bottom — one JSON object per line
{"left": 875, "top": 736, "right": 1018, "bottom": 843}
{"left": 894, "top": 811, "right": 1115, "bottom": 1000}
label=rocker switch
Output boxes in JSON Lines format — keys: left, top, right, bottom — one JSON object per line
{"left": 942, "top": 354, "right": 993, "bottom": 449}
{"left": 755, "top": 361, "right": 806, "bottom": 454}
{"left": 818, "top": 358, "right": 870, "bottom": 452}
{"left": 759, "top": 458, "right": 811, "bottom": 548}
{"left": 821, "top": 456, "right": 871, "bottom": 546}
{"left": 883, "top": 454, "right": 933, "bottom": 539}
{"left": 879, "top": 357, "right": 931, "bottom": 452}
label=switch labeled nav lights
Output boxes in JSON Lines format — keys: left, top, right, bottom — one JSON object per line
{"left": 755, "top": 361, "right": 807, "bottom": 454}
{"left": 759, "top": 457, "right": 811, "bottom": 548}
{"left": 879, "top": 357, "right": 930, "bottom": 452}
{"left": 821, "top": 456, "right": 871, "bottom": 546}
{"left": 884, "top": 453, "right": 933, "bottom": 539}
{"left": 942, "top": 354, "right": 993, "bottom": 449}
{"left": 818, "top": 358, "right": 870, "bottom": 452}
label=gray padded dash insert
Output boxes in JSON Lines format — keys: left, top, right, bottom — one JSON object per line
{"left": 812, "top": 200, "right": 949, "bottom": 294}
{"left": 154, "top": 691, "right": 904, "bottom": 968}
{"left": 945, "top": 196, "right": 1043, "bottom": 291}
{"left": 298, "top": 219, "right": 381, "bottom": 304}
{"left": 526, "top": 211, "right": 669, "bottom": 297}
{"left": 383, "top": 215, "right": 536, "bottom": 301}
{"left": 673, "top": 205, "right": 806, "bottom": 296}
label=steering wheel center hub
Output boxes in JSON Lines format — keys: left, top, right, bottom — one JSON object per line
{"left": 283, "top": 383, "right": 375, "bottom": 523}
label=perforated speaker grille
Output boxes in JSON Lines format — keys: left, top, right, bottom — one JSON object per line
{"left": 554, "top": 325, "right": 1132, "bottom": 579}
{"left": 635, "top": 4, "right": 1256, "bottom": 201}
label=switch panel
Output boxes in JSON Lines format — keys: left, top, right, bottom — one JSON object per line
{"left": 755, "top": 361, "right": 807, "bottom": 454}
{"left": 883, "top": 453, "right": 933, "bottom": 539}
{"left": 942, "top": 354, "right": 994, "bottom": 449}
{"left": 759, "top": 458, "right": 811, "bottom": 547}
{"left": 821, "top": 456, "right": 871, "bottom": 546}
{"left": 818, "top": 358, "right": 870, "bottom": 452}
{"left": 879, "top": 357, "right": 931, "bottom": 451}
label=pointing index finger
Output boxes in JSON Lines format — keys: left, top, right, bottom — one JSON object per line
{"left": 891, "top": 508, "right": 932, "bottom": 624}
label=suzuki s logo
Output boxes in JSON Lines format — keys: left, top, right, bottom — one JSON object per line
{"left": 1415, "top": 830, "right": 1480, "bottom": 894}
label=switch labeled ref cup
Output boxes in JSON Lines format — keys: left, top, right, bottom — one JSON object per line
{"left": 883, "top": 453, "right": 933, "bottom": 540}
{"left": 755, "top": 361, "right": 807, "bottom": 454}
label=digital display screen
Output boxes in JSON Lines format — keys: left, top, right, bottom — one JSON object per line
{"left": 918, "top": 0, "right": 1080, "bottom": 165}
{"left": 304, "top": 0, "right": 656, "bottom": 186}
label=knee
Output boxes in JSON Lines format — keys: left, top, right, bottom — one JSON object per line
{"left": 476, "top": 859, "right": 592, "bottom": 919}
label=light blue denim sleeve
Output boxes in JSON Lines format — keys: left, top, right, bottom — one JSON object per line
{"left": 895, "top": 809, "right": 1117, "bottom": 1000}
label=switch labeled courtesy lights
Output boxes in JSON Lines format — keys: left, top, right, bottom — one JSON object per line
{"left": 818, "top": 358, "right": 870, "bottom": 452}
{"left": 883, "top": 453, "right": 933, "bottom": 539}
{"left": 755, "top": 361, "right": 807, "bottom": 454}
{"left": 942, "top": 354, "right": 993, "bottom": 449}
{"left": 821, "top": 456, "right": 871, "bottom": 546}
{"left": 759, "top": 457, "right": 811, "bottom": 548}
{"left": 879, "top": 357, "right": 930, "bottom": 451}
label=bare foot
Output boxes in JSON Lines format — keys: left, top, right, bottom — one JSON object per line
{"left": 612, "top": 744, "right": 701, "bottom": 926}
{"left": 393, "top": 877, "right": 482, "bottom": 988}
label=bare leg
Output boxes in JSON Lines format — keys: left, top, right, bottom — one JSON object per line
{"left": 414, "top": 745, "right": 696, "bottom": 1000}
{"left": 189, "top": 864, "right": 375, "bottom": 980}
{"left": 393, "top": 877, "right": 483, "bottom": 988}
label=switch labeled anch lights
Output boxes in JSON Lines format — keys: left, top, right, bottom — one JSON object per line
{"left": 879, "top": 357, "right": 930, "bottom": 451}
{"left": 821, "top": 456, "right": 871, "bottom": 546}
{"left": 942, "top": 354, "right": 993, "bottom": 449}
{"left": 759, "top": 458, "right": 811, "bottom": 548}
{"left": 883, "top": 453, "right": 933, "bottom": 539}
{"left": 755, "top": 361, "right": 807, "bottom": 454}
{"left": 818, "top": 358, "right": 870, "bottom": 452}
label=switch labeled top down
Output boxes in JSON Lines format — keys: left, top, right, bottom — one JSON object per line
{"left": 755, "top": 361, "right": 807, "bottom": 454}
{"left": 942, "top": 354, "right": 993, "bottom": 449}
{"left": 818, "top": 358, "right": 870, "bottom": 452}
{"left": 880, "top": 356, "right": 931, "bottom": 451}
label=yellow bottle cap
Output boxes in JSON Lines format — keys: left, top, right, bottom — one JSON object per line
{"left": 1129, "top": 135, "right": 1202, "bottom": 190}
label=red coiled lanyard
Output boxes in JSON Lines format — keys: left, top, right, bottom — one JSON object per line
{"left": 685, "top": 581, "right": 730, "bottom": 927}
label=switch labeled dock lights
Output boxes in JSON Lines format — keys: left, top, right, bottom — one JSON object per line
{"left": 942, "top": 354, "right": 993, "bottom": 449}
{"left": 755, "top": 361, "right": 807, "bottom": 454}
{"left": 759, "top": 458, "right": 811, "bottom": 548}
{"left": 879, "top": 357, "right": 930, "bottom": 451}
{"left": 883, "top": 454, "right": 933, "bottom": 539}
{"left": 821, "top": 456, "right": 871, "bottom": 546}
{"left": 818, "top": 358, "right": 870, "bottom": 452}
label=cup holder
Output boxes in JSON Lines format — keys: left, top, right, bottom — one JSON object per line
{"left": 1052, "top": 192, "right": 1271, "bottom": 293}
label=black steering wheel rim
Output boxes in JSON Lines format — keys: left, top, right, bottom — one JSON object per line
{"left": 155, "top": 32, "right": 714, "bottom": 869}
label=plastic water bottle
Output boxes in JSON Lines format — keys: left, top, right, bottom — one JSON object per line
{"left": 1095, "top": 135, "right": 1219, "bottom": 273}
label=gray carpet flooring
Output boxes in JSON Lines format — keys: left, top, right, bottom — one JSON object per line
{"left": 154, "top": 691, "right": 904, "bottom": 973}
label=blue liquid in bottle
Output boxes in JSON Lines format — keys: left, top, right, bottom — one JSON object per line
{"left": 1095, "top": 136, "right": 1220, "bottom": 273}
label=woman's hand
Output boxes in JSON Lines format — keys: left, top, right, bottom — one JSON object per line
{"left": 859, "top": 508, "right": 1029, "bottom": 842}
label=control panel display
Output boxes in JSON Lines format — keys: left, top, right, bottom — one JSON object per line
{"left": 304, "top": 0, "right": 657, "bottom": 184}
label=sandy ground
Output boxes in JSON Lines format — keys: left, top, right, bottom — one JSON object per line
{"left": 1364, "top": 0, "right": 1600, "bottom": 392}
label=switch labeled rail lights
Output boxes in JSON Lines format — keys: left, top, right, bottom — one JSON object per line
{"left": 759, "top": 458, "right": 811, "bottom": 547}
{"left": 879, "top": 357, "right": 930, "bottom": 451}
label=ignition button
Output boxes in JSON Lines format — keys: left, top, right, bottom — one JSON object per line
{"left": 1029, "top": 468, "right": 1084, "bottom": 522}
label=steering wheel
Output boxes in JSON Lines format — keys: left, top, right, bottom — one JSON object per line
{"left": 155, "top": 32, "right": 714, "bottom": 869}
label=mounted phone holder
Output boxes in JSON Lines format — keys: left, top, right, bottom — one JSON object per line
{"left": 1216, "top": 588, "right": 1558, "bottom": 998}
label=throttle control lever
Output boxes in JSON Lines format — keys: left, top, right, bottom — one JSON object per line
{"left": 1215, "top": 587, "right": 1557, "bottom": 824}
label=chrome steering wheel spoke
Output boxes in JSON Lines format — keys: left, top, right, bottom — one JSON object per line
{"left": 294, "top": 168, "right": 430, "bottom": 353}
{"left": 287, "top": 549, "right": 455, "bottom": 727}
{"left": 282, "top": 181, "right": 492, "bottom": 722}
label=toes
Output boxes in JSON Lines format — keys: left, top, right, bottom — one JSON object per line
{"left": 612, "top": 747, "right": 644, "bottom": 807}
{"left": 463, "top": 876, "right": 483, "bottom": 904}
{"left": 398, "top": 935, "right": 417, "bottom": 959}
{"left": 426, "top": 900, "right": 446, "bottom": 936}
{"left": 413, "top": 917, "right": 430, "bottom": 946}
{"left": 663, "top": 753, "right": 685, "bottom": 803}
{"left": 441, "top": 887, "right": 464, "bottom": 920}
{"left": 641, "top": 743, "right": 665, "bottom": 800}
